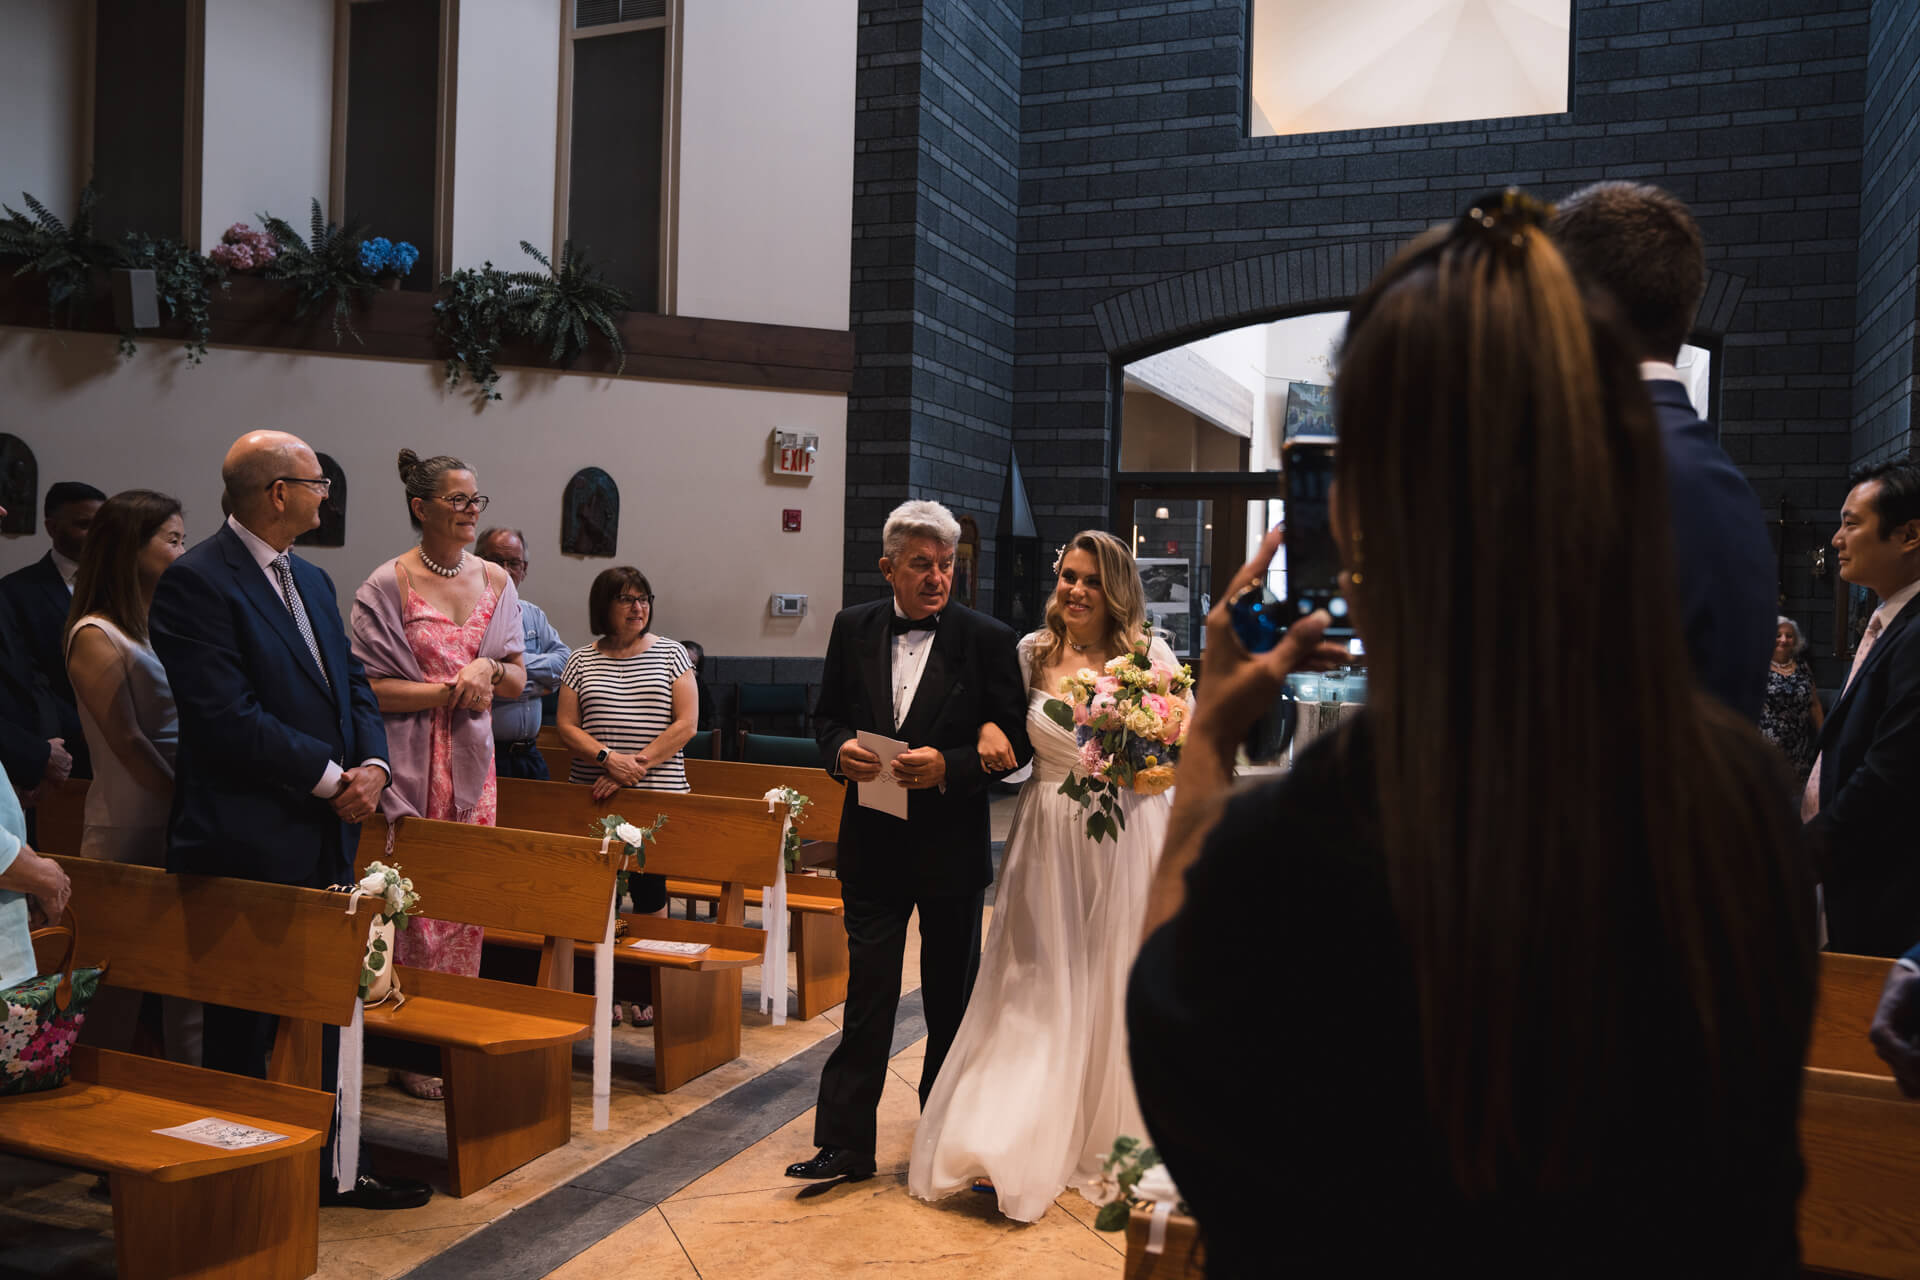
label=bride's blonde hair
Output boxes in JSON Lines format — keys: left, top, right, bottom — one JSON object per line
{"left": 1029, "top": 530, "right": 1149, "bottom": 684}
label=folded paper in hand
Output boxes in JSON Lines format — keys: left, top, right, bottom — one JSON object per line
{"left": 856, "top": 730, "right": 910, "bottom": 819}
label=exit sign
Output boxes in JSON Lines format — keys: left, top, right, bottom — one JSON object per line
{"left": 772, "top": 429, "right": 819, "bottom": 477}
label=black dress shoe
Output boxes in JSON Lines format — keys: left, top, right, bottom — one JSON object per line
{"left": 784, "top": 1146, "right": 876, "bottom": 1181}
{"left": 321, "top": 1173, "right": 434, "bottom": 1210}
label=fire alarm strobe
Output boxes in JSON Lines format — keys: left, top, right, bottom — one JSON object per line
{"left": 783, "top": 509, "right": 802, "bottom": 532}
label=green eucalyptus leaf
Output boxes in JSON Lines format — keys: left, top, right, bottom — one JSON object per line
{"left": 1043, "top": 698, "right": 1076, "bottom": 730}
{"left": 1094, "top": 1201, "right": 1130, "bottom": 1232}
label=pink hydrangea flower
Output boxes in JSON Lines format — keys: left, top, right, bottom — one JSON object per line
{"left": 1078, "top": 736, "right": 1107, "bottom": 777}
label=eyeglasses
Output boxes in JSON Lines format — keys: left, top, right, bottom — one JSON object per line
{"left": 431, "top": 493, "right": 490, "bottom": 513}
{"left": 616, "top": 593, "right": 653, "bottom": 608}
{"left": 487, "top": 557, "right": 528, "bottom": 571}
{"left": 269, "top": 476, "right": 332, "bottom": 493}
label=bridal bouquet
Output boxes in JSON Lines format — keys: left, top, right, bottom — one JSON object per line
{"left": 1044, "top": 646, "right": 1193, "bottom": 842}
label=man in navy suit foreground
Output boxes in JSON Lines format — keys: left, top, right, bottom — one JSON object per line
{"left": 150, "top": 429, "right": 429, "bottom": 1210}
{"left": 1551, "top": 181, "right": 1776, "bottom": 719}
{"left": 1802, "top": 460, "right": 1920, "bottom": 957}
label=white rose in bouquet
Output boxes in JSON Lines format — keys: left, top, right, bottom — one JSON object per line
{"left": 615, "top": 822, "right": 648, "bottom": 848}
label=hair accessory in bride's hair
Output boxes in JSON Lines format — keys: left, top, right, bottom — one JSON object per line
{"left": 1049, "top": 542, "right": 1070, "bottom": 577}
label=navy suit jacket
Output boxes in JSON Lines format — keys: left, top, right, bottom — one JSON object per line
{"left": 149, "top": 524, "right": 387, "bottom": 887}
{"left": 1649, "top": 379, "right": 1775, "bottom": 720}
{"left": 814, "top": 599, "right": 1031, "bottom": 899}
{"left": 1810, "top": 598, "right": 1920, "bottom": 957}
{"left": 0, "top": 551, "right": 89, "bottom": 777}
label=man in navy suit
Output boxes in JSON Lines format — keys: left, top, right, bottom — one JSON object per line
{"left": 1551, "top": 182, "right": 1776, "bottom": 719}
{"left": 1802, "top": 460, "right": 1920, "bottom": 957}
{"left": 149, "top": 429, "right": 428, "bottom": 1210}
{"left": 0, "top": 480, "right": 104, "bottom": 780}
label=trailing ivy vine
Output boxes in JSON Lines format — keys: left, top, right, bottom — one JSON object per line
{"left": 117, "top": 234, "right": 227, "bottom": 365}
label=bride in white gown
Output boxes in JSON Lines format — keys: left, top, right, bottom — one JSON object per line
{"left": 909, "top": 530, "right": 1184, "bottom": 1223}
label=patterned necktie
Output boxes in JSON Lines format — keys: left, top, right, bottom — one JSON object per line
{"left": 1802, "top": 612, "right": 1884, "bottom": 820}
{"left": 271, "top": 553, "right": 332, "bottom": 691}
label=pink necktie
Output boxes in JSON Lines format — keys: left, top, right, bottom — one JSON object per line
{"left": 1802, "top": 613, "right": 1885, "bottom": 820}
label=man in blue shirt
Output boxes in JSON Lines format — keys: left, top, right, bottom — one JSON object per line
{"left": 476, "top": 527, "right": 570, "bottom": 779}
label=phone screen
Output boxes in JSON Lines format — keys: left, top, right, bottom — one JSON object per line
{"left": 1280, "top": 437, "right": 1352, "bottom": 638}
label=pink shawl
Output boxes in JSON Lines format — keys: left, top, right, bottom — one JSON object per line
{"left": 351, "top": 556, "right": 524, "bottom": 823}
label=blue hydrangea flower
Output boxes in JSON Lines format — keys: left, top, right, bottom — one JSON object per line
{"left": 391, "top": 241, "right": 419, "bottom": 276}
{"left": 358, "top": 237, "right": 393, "bottom": 274}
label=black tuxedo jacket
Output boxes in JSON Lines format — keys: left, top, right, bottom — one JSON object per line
{"left": 814, "top": 598, "right": 1030, "bottom": 898}
{"left": 1647, "top": 380, "right": 1776, "bottom": 720}
{"left": 1809, "top": 596, "right": 1920, "bottom": 956}
{"left": 149, "top": 524, "right": 387, "bottom": 887}
{"left": 0, "top": 551, "right": 89, "bottom": 776}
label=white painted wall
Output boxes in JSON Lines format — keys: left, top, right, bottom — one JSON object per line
{"left": 0, "top": 0, "right": 87, "bottom": 220}
{"left": 674, "top": 0, "right": 856, "bottom": 329}
{"left": 198, "top": 0, "right": 335, "bottom": 248}
{"left": 452, "top": 0, "right": 559, "bottom": 270}
{"left": 0, "top": 328, "right": 845, "bottom": 656}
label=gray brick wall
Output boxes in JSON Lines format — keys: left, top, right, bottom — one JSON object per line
{"left": 1852, "top": 0, "right": 1920, "bottom": 465}
{"left": 851, "top": 0, "right": 1883, "bottom": 662}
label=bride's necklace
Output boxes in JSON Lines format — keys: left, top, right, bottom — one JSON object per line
{"left": 418, "top": 545, "right": 464, "bottom": 578}
{"left": 1771, "top": 660, "right": 1797, "bottom": 675}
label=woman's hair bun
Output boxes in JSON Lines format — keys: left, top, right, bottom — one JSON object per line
{"left": 397, "top": 448, "right": 420, "bottom": 482}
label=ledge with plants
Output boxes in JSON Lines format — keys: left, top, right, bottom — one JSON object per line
{"left": 0, "top": 186, "right": 853, "bottom": 397}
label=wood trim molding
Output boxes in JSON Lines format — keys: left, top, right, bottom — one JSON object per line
{"left": 0, "top": 274, "right": 853, "bottom": 394}
{"left": 434, "top": 0, "right": 459, "bottom": 280}
{"left": 328, "top": 0, "right": 350, "bottom": 219}
{"left": 181, "top": 0, "right": 205, "bottom": 249}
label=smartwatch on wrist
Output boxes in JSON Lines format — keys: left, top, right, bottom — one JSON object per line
{"left": 595, "top": 748, "right": 610, "bottom": 765}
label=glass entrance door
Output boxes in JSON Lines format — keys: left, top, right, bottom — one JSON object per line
{"left": 1113, "top": 475, "right": 1279, "bottom": 669}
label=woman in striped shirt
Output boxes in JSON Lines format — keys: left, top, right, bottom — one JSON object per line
{"left": 557, "top": 566, "right": 698, "bottom": 1027}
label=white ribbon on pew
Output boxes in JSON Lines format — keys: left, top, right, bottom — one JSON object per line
{"left": 593, "top": 830, "right": 616, "bottom": 1130}
{"left": 334, "top": 997, "right": 365, "bottom": 1193}
{"left": 760, "top": 790, "right": 793, "bottom": 1026}
{"left": 1135, "top": 1166, "right": 1183, "bottom": 1255}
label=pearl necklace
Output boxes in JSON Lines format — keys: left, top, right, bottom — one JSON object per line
{"left": 418, "top": 546, "right": 464, "bottom": 578}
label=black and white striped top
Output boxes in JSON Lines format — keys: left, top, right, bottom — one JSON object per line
{"left": 560, "top": 636, "right": 692, "bottom": 792}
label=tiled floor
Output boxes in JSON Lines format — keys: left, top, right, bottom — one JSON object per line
{"left": 2, "top": 797, "right": 1127, "bottom": 1277}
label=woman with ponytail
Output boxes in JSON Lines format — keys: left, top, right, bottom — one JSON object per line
{"left": 1128, "top": 191, "right": 1817, "bottom": 1276}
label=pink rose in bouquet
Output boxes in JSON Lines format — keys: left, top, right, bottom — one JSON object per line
{"left": 1043, "top": 643, "right": 1195, "bottom": 843}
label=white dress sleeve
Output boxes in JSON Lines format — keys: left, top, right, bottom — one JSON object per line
{"left": 1003, "top": 631, "right": 1045, "bottom": 786}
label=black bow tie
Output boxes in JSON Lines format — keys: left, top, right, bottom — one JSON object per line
{"left": 891, "top": 612, "right": 940, "bottom": 636}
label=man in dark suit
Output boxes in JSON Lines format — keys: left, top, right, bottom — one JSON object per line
{"left": 0, "top": 481, "right": 104, "bottom": 779}
{"left": 1551, "top": 182, "right": 1775, "bottom": 719}
{"left": 786, "top": 500, "right": 1031, "bottom": 1184}
{"left": 149, "top": 429, "right": 428, "bottom": 1210}
{"left": 1803, "top": 460, "right": 1920, "bottom": 956}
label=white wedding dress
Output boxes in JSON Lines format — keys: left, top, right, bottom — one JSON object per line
{"left": 908, "top": 633, "right": 1177, "bottom": 1222}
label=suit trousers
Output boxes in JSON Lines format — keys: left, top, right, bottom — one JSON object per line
{"left": 813, "top": 882, "right": 986, "bottom": 1157}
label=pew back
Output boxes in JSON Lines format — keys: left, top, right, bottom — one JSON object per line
{"left": 355, "top": 816, "right": 619, "bottom": 943}
{"left": 494, "top": 778, "right": 786, "bottom": 888}
{"left": 51, "top": 855, "right": 366, "bottom": 1028}
{"left": 681, "top": 759, "right": 844, "bottom": 841}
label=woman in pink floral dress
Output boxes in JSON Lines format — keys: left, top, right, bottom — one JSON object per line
{"left": 353, "top": 450, "right": 526, "bottom": 1099}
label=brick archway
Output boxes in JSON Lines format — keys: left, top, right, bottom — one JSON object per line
{"left": 1090, "top": 242, "right": 1747, "bottom": 357}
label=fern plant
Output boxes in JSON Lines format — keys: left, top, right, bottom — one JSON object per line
{"left": 259, "top": 199, "right": 375, "bottom": 343}
{"left": 506, "top": 239, "right": 629, "bottom": 372}
{"left": 433, "top": 263, "right": 517, "bottom": 406}
{"left": 117, "top": 235, "right": 227, "bottom": 364}
{"left": 0, "top": 185, "right": 122, "bottom": 326}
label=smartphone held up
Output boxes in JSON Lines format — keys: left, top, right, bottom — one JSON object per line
{"left": 1229, "top": 435, "right": 1361, "bottom": 762}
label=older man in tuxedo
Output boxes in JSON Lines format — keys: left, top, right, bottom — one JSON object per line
{"left": 786, "top": 500, "right": 1030, "bottom": 1185}
{"left": 149, "top": 430, "right": 429, "bottom": 1211}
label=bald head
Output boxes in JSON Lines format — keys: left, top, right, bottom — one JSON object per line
{"left": 223, "top": 430, "right": 324, "bottom": 549}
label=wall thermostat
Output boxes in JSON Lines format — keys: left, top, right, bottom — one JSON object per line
{"left": 769, "top": 594, "right": 807, "bottom": 617}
